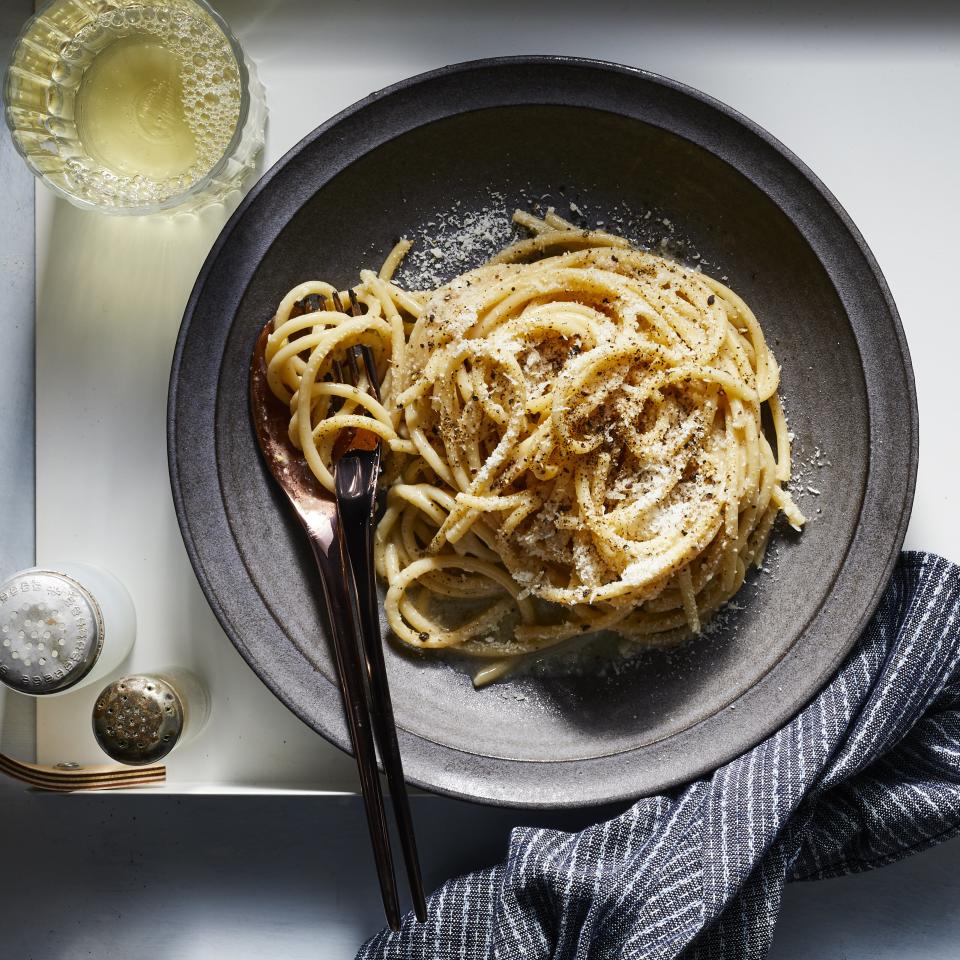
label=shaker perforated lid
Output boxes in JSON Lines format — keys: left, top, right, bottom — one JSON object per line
{"left": 0, "top": 570, "right": 104, "bottom": 694}
{"left": 92, "top": 675, "right": 184, "bottom": 766}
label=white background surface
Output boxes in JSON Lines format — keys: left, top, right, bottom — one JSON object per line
{"left": 5, "top": 0, "right": 960, "bottom": 957}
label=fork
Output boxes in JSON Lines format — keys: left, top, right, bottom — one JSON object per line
{"left": 334, "top": 295, "right": 427, "bottom": 923}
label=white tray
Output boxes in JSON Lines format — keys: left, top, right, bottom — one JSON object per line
{"left": 31, "top": 195, "right": 362, "bottom": 792}
{"left": 20, "top": 5, "right": 960, "bottom": 794}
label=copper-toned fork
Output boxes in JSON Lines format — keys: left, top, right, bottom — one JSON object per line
{"left": 250, "top": 320, "right": 401, "bottom": 930}
{"left": 333, "top": 303, "right": 427, "bottom": 923}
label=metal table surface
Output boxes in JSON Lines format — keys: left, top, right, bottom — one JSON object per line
{"left": 2, "top": 1, "right": 960, "bottom": 957}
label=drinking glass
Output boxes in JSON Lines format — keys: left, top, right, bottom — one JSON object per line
{"left": 3, "top": 0, "right": 266, "bottom": 215}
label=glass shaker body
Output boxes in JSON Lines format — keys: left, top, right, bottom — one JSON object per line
{"left": 0, "top": 562, "right": 135, "bottom": 696}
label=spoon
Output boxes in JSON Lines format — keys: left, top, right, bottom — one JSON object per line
{"left": 249, "top": 322, "right": 402, "bottom": 930}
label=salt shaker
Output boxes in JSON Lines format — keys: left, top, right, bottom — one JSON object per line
{"left": 0, "top": 562, "right": 135, "bottom": 696}
{"left": 92, "top": 668, "right": 210, "bottom": 766}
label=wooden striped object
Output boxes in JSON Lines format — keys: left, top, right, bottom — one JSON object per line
{"left": 0, "top": 752, "right": 165, "bottom": 792}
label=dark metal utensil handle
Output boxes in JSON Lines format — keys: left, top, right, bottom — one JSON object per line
{"left": 338, "top": 464, "right": 428, "bottom": 923}
{"left": 307, "top": 520, "right": 401, "bottom": 931}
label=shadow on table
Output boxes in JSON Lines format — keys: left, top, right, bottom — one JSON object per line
{"left": 773, "top": 836, "right": 960, "bottom": 959}
{"left": 0, "top": 790, "right": 627, "bottom": 959}
{"left": 3, "top": 783, "right": 958, "bottom": 960}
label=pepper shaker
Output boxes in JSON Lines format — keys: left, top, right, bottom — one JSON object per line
{"left": 92, "top": 668, "right": 210, "bottom": 765}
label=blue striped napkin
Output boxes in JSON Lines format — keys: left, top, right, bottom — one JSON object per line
{"left": 359, "top": 552, "right": 960, "bottom": 959}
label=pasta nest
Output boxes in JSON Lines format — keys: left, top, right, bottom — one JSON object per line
{"left": 264, "top": 213, "right": 803, "bottom": 679}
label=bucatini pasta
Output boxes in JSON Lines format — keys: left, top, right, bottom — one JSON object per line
{"left": 264, "top": 209, "right": 804, "bottom": 685}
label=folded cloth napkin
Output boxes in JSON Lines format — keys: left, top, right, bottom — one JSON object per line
{"left": 358, "top": 552, "right": 960, "bottom": 959}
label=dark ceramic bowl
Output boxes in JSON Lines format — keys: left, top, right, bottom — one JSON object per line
{"left": 168, "top": 57, "right": 917, "bottom": 807}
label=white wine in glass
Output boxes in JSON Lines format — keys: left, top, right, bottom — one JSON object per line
{"left": 4, "top": 0, "right": 265, "bottom": 215}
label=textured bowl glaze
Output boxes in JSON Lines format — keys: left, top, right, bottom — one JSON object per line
{"left": 168, "top": 58, "right": 917, "bottom": 807}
